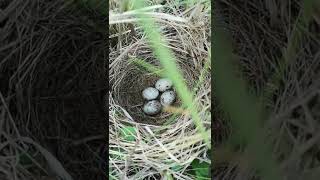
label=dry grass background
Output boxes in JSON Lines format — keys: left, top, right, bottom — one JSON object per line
{"left": 214, "top": 0, "right": 320, "bottom": 179}
{"left": 0, "top": 0, "right": 106, "bottom": 179}
{"left": 4, "top": 0, "right": 320, "bottom": 179}
{"left": 109, "top": 0, "right": 211, "bottom": 179}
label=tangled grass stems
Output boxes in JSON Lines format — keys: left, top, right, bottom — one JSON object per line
{"left": 131, "top": 0, "right": 211, "bottom": 148}
{"left": 109, "top": 0, "right": 211, "bottom": 179}
{"left": 130, "top": 58, "right": 164, "bottom": 76}
{"left": 1, "top": 0, "right": 106, "bottom": 179}
{"left": 261, "top": 0, "right": 316, "bottom": 111}
{"left": 214, "top": 0, "right": 320, "bottom": 179}
{"left": 109, "top": 5, "right": 187, "bottom": 25}
{"left": 213, "top": 23, "right": 282, "bottom": 180}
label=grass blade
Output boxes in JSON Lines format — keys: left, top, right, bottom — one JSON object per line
{"left": 131, "top": 0, "right": 211, "bottom": 148}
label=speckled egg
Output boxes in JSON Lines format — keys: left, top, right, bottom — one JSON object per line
{"left": 155, "top": 78, "right": 173, "bottom": 92}
{"left": 160, "top": 90, "right": 176, "bottom": 106}
{"left": 142, "top": 87, "right": 159, "bottom": 100}
{"left": 143, "top": 100, "right": 162, "bottom": 115}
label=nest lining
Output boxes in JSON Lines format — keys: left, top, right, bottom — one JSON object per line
{"left": 111, "top": 53, "right": 198, "bottom": 125}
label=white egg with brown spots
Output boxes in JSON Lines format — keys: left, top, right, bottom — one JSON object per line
{"left": 160, "top": 90, "right": 176, "bottom": 106}
{"left": 155, "top": 78, "right": 173, "bottom": 92}
{"left": 142, "top": 87, "right": 159, "bottom": 100}
{"left": 143, "top": 100, "right": 162, "bottom": 115}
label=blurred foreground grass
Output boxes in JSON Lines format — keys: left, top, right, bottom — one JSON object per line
{"left": 213, "top": 0, "right": 316, "bottom": 179}
{"left": 213, "top": 20, "right": 281, "bottom": 180}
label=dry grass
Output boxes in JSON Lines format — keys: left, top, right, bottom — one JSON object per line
{"left": 0, "top": 0, "right": 106, "bottom": 179}
{"left": 214, "top": 0, "right": 320, "bottom": 179}
{"left": 109, "top": 0, "right": 211, "bottom": 179}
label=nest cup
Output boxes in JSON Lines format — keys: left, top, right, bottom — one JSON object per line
{"left": 111, "top": 50, "right": 197, "bottom": 125}
{"left": 109, "top": 2, "right": 211, "bottom": 177}
{"left": 108, "top": 45, "right": 211, "bottom": 178}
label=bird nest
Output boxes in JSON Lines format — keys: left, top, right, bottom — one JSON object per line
{"left": 109, "top": 1, "right": 211, "bottom": 179}
{"left": 109, "top": 41, "right": 211, "bottom": 179}
{"left": 110, "top": 49, "right": 197, "bottom": 125}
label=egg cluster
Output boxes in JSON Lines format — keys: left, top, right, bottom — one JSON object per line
{"left": 142, "top": 78, "right": 176, "bottom": 115}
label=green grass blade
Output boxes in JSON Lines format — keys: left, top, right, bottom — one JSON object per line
{"left": 192, "top": 52, "right": 211, "bottom": 95}
{"left": 130, "top": 57, "right": 164, "bottom": 75}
